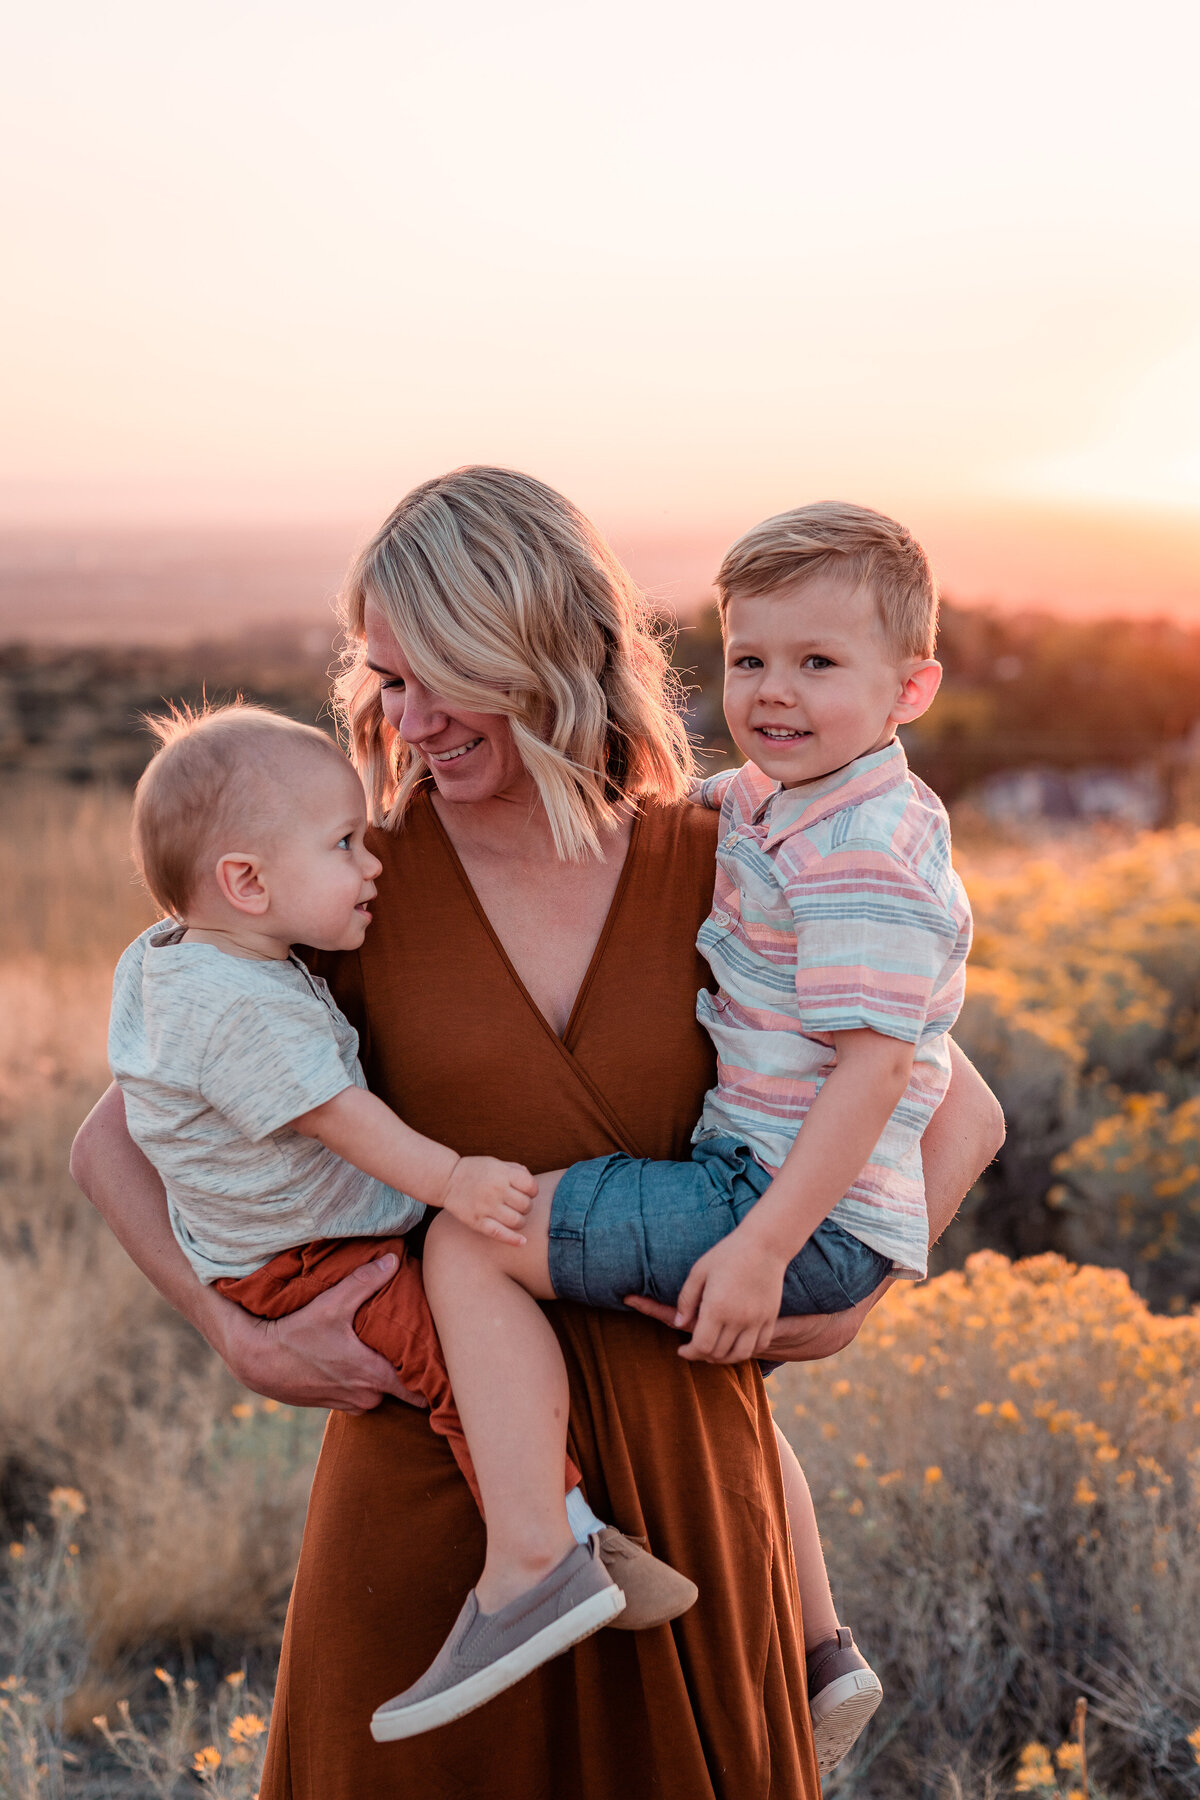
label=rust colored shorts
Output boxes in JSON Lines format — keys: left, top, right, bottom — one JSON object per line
{"left": 216, "top": 1234, "right": 580, "bottom": 1514}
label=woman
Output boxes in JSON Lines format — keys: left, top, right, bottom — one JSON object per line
{"left": 72, "top": 467, "right": 1003, "bottom": 1800}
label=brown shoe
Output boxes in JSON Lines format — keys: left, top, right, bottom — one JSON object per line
{"left": 597, "top": 1527, "right": 698, "bottom": 1630}
{"left": 807, "top": 1625, "right": 883, "bottom": 1774}
{"left": 370, "top": 1537, "right": 624, "bottom": 1741}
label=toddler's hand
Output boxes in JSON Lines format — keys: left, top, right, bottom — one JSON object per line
{"left": 673, "top": 1230, "right": 788, "bottom": 1364}
{"left": 440, "top": 1156, "right": 537, "bottom": 1247}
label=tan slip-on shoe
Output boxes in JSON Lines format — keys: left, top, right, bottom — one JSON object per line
{"left": 370, "top": 1536, "right": 624, "bottom": 1742}
{"left": 807, "top": 1625, "right": 884, "bottom": 1774}
{"left": 597, "top": 1527, "right": 699, "bottom": 1630}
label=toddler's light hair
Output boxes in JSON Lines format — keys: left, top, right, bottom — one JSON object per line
{"left": 335, "top": 465, "right": 695, "bottom": 862}
{"left": 716, "top": 501, "right": 939, "bottom": 660}
{"left": 131, "top": 701, "right": 348, "bottom": 918}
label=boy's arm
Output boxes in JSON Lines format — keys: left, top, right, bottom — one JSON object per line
{"left": 672, "top": 1029, "right": 915, "bottom": 1364}
{"left": 70, "top": 1083, "right": 421, "bottom": 1411}
{"left": 291, "top": 1085, "right": 537, "bottom": 1245}
{"left": 625, "top": 1037, "right": 1004, "bottom": 1362}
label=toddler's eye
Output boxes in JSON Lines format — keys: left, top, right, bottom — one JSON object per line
{"left": 804, "top": 655, "right": 834, "bottom": 670}
{"left": 337, "top": 834, "right": 352, "bottom": 851}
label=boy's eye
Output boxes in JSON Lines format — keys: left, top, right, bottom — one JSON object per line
{"left": 804, "top": 655, "right": 834, "bottom": 670}
{"left": 732, "top": 655, "right": 763, "bottom": 670}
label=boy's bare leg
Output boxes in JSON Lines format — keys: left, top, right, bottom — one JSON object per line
{"left": 772, "top": 1420, "right": 838, "bottom": 1650}
{"left": 420, "top": 1171, "right": 569, "bottom": 1613}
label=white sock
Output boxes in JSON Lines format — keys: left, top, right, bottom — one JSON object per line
{"left": 565, "top": 1484, "right": 607, "bottom": 1543}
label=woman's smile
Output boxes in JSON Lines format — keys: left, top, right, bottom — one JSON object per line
{"left": 427, "top": 736, "right": 484, "bottom": 765}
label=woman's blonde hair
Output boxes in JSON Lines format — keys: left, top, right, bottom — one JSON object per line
{"left": 335, "top": 466, "right": 695, "bottom": 859}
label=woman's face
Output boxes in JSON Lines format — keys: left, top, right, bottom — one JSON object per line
{"left": 363, "top": 602, "right": 531, "bottom": 805}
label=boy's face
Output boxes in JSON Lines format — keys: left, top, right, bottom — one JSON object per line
{"left": 259, "top": 756, "right": 383, "bottom": 952}
{"left": 722, "top": 577, "right": 937, "bottom": 789}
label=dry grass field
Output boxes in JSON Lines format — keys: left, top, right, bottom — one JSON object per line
{"left": 2, "top": 779, "right": 1200, "bottom": 1796}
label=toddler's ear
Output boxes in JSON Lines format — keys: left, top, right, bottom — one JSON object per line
{"left": 215, "top": 853, "right": 270, "bottom": 915}
{"left": 891, "top": 659, "right": 942, "bottom": 726}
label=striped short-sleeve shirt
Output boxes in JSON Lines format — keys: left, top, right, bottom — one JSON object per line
{"left": 693, "top": 739, "right": 972, "bottom": 1277}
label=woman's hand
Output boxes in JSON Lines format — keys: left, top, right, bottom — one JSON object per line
{"left": 216, "top": 1255, "right": 429, "bottom": 1413}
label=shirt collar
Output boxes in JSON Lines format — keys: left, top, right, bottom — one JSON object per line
{"left": 750, "top": 738, "right": 910, "bottom": 848}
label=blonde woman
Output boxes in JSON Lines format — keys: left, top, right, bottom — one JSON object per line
{"left": 73, "top": 467, "right": 1003, "bottom": 1800}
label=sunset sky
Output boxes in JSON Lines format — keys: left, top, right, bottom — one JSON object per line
{"left": 4, "top": 0, "right": 1199, "bottom": 616}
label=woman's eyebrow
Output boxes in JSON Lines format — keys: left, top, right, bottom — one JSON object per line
{"left": 365, "top": 661, "right": 396, "bottom": 676}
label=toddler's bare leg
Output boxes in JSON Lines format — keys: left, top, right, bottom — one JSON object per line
{"left": 772, "top": 1420, "right": 839, "bottom": 1651}
{"left": 421, "top": 1171, "right": 570, "bottom": 1613}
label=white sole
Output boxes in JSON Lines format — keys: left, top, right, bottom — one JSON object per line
{"left": 370, "top": 1585, "right": 626, "bottom": 1741}
{"left": 810, "top": 1668, "right": 883, "bottom": 1774}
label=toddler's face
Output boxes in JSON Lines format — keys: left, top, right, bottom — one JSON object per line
{"left": 263, "top": 756, "right": 383, "bottom": 952}
{"left": 722, "top": 578, "right": 924, "bottom": 789}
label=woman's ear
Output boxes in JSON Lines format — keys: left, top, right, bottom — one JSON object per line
{"left": 214, "top": 853, "right": 270, "bottom": 915}
{"left": 890, "top": 659, "right": 942, "bottom": 726}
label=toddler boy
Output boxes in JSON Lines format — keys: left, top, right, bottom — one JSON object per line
{"left": 107, "top": 705, "right": 697, "bottom": 1739}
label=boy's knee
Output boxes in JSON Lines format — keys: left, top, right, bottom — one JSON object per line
{"left": 422, "top": 1207, "right": 477, "bottom": 1272}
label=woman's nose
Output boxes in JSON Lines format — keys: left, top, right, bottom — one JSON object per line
{"left": 397, "top": 682, "right": 446, "bottom": 744}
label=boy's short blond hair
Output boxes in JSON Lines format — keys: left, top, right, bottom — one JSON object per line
{"left": 131, "top": 702, "right": 347, "bottom": 918}
{"left": 716, "top": 501, "right": 938, "bottom": 660}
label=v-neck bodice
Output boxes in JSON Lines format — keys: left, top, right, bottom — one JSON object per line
{"left": 315, "top": 791, "right": 719, "bottom": 1167}
{"left": 424, "top": 797, "right": 642, "bottom": 1051}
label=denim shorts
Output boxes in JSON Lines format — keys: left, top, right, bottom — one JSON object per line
{"left": 547, "top": 1135, "right": 893, "bottom": 1318}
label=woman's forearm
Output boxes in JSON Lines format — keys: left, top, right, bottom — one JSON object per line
{"left": 70, "top": 1083, "right": 239, "bottom": 1351}
{"left": 922, "top": 1038, "right": 1005, "bottom": 1244}
{"left": 71, "top": 1084, "right": 416, "bottom": 1410}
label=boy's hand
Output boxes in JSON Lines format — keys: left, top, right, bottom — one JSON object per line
{"left": 673, "top": 1230, "right": 789, "bottom": 1364}
{"left": 440, "top": 1156, "right": 538, "bottom": 1247}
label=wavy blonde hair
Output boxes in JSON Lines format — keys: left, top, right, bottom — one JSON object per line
{"left": 334, "top": 467, "right": 695, "bottom": 860}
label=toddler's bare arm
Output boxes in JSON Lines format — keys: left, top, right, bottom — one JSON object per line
{"left": 292, "top": 1085, "right": 537, "bottom": 1245}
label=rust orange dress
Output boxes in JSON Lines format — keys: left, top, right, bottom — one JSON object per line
{"left": 260, "top": 792, "right": 819, "bottom": 1800}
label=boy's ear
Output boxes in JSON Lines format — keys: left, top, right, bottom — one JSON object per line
{"left": 214, "top": 853, "right": 270, "bottom": 916}
{"left": 891, "top": 659, "right": 942, "bottom": 726}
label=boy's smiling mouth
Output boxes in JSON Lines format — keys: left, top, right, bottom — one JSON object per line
{"left": 756, "top": 725, "right": 812, "bottom": 742}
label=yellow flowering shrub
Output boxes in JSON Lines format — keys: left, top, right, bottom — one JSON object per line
{"left": 773, "top": 1252, "right": 1200, "bottom": 1795}
{"left": 954, "top": 827, "right": 1200, "bottom": 1304}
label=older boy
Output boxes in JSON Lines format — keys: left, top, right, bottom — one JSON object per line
{"left": 409, "top": 502, "right": 971, "bottom": 1771}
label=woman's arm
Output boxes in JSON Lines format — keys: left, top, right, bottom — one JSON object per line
{"left": 70, "top": 1084, "right": 422, "bottom": 1412}
{"left": 625, "top": 1039, "right": 1004, "bottom": 1363}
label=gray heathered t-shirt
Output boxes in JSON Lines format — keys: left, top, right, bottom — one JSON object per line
{"left": 108, "top": 923, "right": 424, "bottom": 1284}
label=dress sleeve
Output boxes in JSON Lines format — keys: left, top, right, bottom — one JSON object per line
{"left": 197, "top": 995, "right": 356, "bottom": 1141}
{"left": 786, "top": 843, "right": 959, "bottom": 1043}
